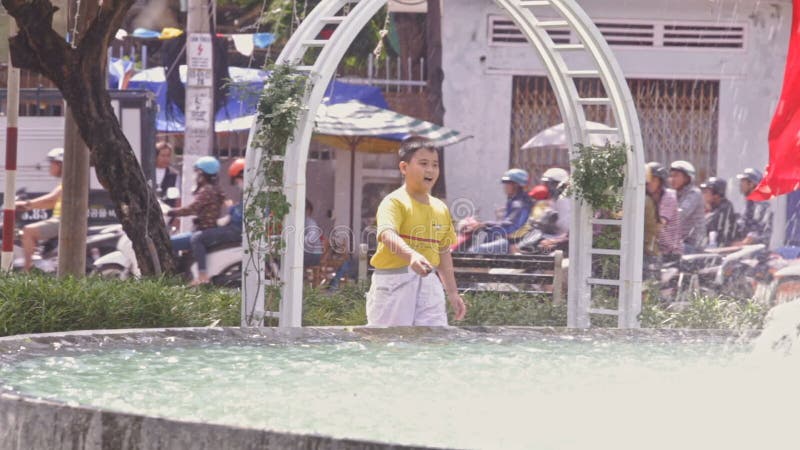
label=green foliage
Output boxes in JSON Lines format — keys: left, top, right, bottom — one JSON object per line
{"left": 457, "top": 292, "right": 568, "bottom": 326}
{"left": 0, "top": 275, "right": 239, "bottom": 336}
{"left": 568, "top": 142, "right": 628, "bottom": 211}
{"left": 242, "top": 64, "right": 309, "bottom": 322}
{"left": 260, "top": 0, "right": 389, "bottom": 70}
{"left": 0, "top": 275, "right": 769, "bottom": 336}
{"left": 303, "top": 285, "right": 368, "bottom": 326}
{"left": 639, "top": 293, "right": 768, "bottom": 331}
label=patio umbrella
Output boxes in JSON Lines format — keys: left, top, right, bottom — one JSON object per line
{"left": 521, "top": 120, "right": 619, "bottom": 150}
{"left": 313, "top": 100, "right": 470, "bottom": 230}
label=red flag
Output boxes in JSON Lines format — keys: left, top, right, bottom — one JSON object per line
{"left": 750, "top": 0, "right": 800, "bottom": 201}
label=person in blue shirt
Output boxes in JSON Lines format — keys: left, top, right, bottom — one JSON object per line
{"left": 189, "top": 158, "right": 245, "bottom": 285}
{"left": 468, "top": 168, "right": 533, "bottom": 254}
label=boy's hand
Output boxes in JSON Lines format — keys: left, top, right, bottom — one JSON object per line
{"left": 409, "top": 252, "right": 434, "bottom": 276}
{"left": 448, "top": 292, "right": 467, "bottom": 321}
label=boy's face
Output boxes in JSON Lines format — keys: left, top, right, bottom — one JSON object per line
{"left": 400, "top": 147, "right": 439, "bottom": 192}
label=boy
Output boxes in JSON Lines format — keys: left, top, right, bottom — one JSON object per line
{"left": 367, "top": 136, "right": 467, "bottom": 326}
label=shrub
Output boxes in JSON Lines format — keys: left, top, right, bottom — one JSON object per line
{"left": 0, "top": 274, "right": 769, "bottom": 336}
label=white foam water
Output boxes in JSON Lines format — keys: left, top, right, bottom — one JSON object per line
{"left": 2, "top": 323, "right": 799, "bottom": 449}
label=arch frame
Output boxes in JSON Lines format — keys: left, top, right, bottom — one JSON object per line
{"left": 244, "top": 0, "right": 645, "bottom": 328}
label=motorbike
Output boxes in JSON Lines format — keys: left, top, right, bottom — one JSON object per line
{"left": 92, "top": 188, "right": 243, "bottom": 287}
{"left": 658, "top": 244, "right": 768, "bottom": 302}
{"left": 0, "top": 188, "right": 122, "bottom": 273}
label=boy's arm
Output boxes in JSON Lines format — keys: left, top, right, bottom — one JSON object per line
{"left": 437, "top": 250, "right": 466, "bottom": 321}
{"left": 379, "top": 229, "right": 434, "bottom": 275}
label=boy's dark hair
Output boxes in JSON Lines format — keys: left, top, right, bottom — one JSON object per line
{"left": 306, "top": 199, "right": 313, "bottom": 213}
{"left": 398, "top": 136, "right": 439, "bottom": 163}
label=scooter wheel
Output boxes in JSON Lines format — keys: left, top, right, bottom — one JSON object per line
{"left": 212, "top": 262, "right": 242, "bottom": 289}
{"left": 91, "top": 263, "right": 127, "bottom": 280}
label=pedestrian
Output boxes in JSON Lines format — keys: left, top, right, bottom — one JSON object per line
{"left": 155, "top": 142, "right": 180, "bottom": 207}
{"left": 366, "top": 136, "right": 467, "bottom": 326}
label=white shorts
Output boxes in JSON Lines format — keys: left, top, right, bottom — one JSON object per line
{"left": 366, "top": 267, "right": 448, "bottom": 327}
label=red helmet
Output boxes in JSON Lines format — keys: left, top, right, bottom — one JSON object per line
{"left": 528, "top": 184, "right": 550, "bottom": 200}
{"left": 228, "top": 158, "right": 245, "bottom": 178}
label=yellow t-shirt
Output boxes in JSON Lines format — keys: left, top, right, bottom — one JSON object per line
{"left": 52, "top": 184, "right": 62, "bottom": 218}
{"left": 370, "top": 187, "right": 456, "bottom": 269}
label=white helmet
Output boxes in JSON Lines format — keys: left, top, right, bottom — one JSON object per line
{"left": 47, "top": 147, "right": 64, "bottom": 163}
{"left": 669, "top": 160, "right": 696, "bottom": 181}
{"left": 541, "top": 167, "right": 569, "bottom": 184}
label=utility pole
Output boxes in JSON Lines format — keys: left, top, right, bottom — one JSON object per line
{"left": 58, "top": 0, "right": 96, "bottom": 277}
{"left": 182, "top": 0, "right": 215, "bottom": 224}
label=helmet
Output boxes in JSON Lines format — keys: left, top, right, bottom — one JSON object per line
{"left": 541, "top": 167, "right": 569, "bottom": 184}
{"left": 528, "top": 184, "right": 550, "bottom": 200}
{"left": 736, "top": 167, "right": 763, "bottom": 184}
{"left": 194, "top": 156, "right": 220, "bottom": 175}
{"left": 645, "top": 162, "right": 668, "bottom": 183}
{"left": 228, "top": 158, "right": 245, "bottom": 178}
{"left": 700, "top": 177, "right": 727, "bottom": 197}
{"left": 501, "top": 168, "right": 529, "bottom": 187}
{"left": 669, "top": 160, "right": 696, "bottom": 181}
{"left": 47, "top": 147, "right": 64, "bottom": 163}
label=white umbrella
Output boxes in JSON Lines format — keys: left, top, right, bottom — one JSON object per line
{"left": 521, "top": 121, "right": 619, "bottom": 150}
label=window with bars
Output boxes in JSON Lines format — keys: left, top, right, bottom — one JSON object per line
{"left": 510, "top": 76, "right": 719, "bottom": 182}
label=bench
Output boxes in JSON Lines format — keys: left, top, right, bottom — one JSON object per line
{"left": 358, "top": 244, "right": 565, "bottom": 303}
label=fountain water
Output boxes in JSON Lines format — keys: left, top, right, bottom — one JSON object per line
{"left": 1, "top": 321, "right": 797, "bottom": 449}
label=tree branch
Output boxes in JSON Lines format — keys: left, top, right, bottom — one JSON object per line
{"left": 2, "top": 0, "right": 73, "bottom": 86}
{"left": 80, "top": 0, "right": 135, "bottom": 64}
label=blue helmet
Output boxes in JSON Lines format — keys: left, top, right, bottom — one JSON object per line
{"left": 194, "top": 156, "right": 220, "bottom": 175}
{"left": 501, "top": 168, "right": 529, "bottom": 187}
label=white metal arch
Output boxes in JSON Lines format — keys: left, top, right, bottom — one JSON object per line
{"left": 243, "top": 0, "right": 645, "bottom": 328}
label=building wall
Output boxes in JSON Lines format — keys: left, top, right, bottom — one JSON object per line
{"left": 442, "top": 0, "right": 791, "bottom": 240}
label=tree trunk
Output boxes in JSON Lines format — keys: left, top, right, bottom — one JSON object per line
{"left": 3, "top": 0, "right": 175, "bottom": 275}
{"left": 426, "top": 0, "right": 447, "bottom": 199}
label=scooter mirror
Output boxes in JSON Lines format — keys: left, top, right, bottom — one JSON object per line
{"left": 166, "top": 187, "right": 180, "bottom": 200}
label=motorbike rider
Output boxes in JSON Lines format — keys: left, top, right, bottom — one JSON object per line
{"left": 188, "top": 158, "right": 244, "bottom": 285}
{"left": 14, "top": 147, "right": 64, "bottom": 272}
{"left": 537, "top": 167, "right": 570, "bottom": 251}
{"left": 733, "top": 167, "right": 772, "bottom": 246}
{"left": 167, "top": 156, "right": 227, "bottom": 254}
{"left": 468, "top": 168, "right": 533, "bottom": 254}
{"left": 699, "top": 177, "right": 737, "bottom": 248}
{"left": 669, "top": 160, "right": 706, "bottom": 254}
{"left": 646, "top": 162, "right": 681, "bottom": 261}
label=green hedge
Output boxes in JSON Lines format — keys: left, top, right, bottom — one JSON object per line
{"left": 0, "top": 274, "right": 768, "bottom": 337}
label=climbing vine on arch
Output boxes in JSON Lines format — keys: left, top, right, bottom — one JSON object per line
{"left": 243, "top": 64, "right": 311, "bottom": 323}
